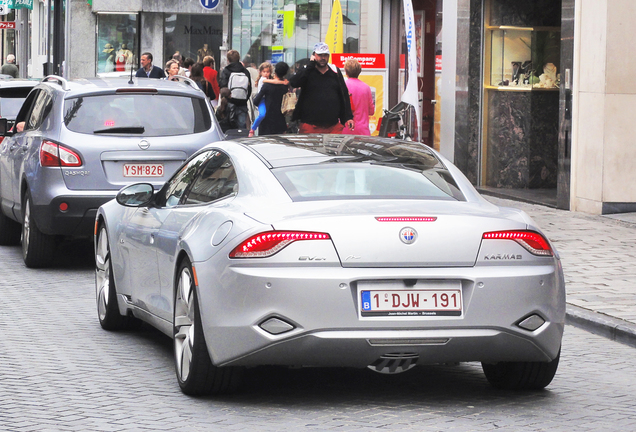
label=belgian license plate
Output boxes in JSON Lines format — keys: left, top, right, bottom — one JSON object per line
{"left": 360, "top": 288, "right": 462, "bottom": 317}
{"left": 123, "top": 163, "right": 164, "bottom": 177}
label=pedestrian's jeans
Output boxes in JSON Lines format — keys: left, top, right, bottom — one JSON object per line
{"left": 229, "top": 104, "right": 249, "bottom": 130}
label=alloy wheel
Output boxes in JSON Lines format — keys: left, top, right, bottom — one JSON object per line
{"left": 95, "top": 227, "right": 110, "bottom": 322}
{"left": 21, "top": 197, "right": 31, "bottom": 258}
{"left": 174, "top": 266, "right": 195, "bottom": 383}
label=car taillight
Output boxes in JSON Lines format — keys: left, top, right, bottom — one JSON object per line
{"left": 40, "top": 141, "right": 82, "bottom": 167}
{"left": 482, "top": 230, "right": 553, "bottom": 256}
{"left": 229, "top": 231, "right": 331, "bottom": 258}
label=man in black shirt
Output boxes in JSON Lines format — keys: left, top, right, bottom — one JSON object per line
{"left": 135, "top": 52, "right": 166, "bottom": 79}
{"left": 289, "top": 42, "right": 354, "bottom": 134}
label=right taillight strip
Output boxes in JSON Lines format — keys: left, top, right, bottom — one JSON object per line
{"left": 482, "top": 230, "right": 553, "bottom": 256}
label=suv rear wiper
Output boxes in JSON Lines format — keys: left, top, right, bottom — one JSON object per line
{"left": 93, "top": 126, "right": 145, "bottom": 134}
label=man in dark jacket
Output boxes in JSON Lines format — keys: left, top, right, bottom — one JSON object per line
{"left": 135, "top": 52, "right": 166, "bottom": 79}
{"left": 289, "top": 42, "right": 354, "bottom": 134}
{"left": 218, "top": 50, "right": 252, "bottom": 130}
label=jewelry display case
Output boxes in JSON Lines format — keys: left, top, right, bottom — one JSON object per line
{"left": 485, "top": 26, "right": 561, "bottom": 90}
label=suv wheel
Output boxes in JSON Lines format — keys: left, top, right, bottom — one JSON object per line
{"left": 22, "top": 192, "right": 56, "bottom": 268}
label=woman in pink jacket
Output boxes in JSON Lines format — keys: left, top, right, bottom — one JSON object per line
{"left": 342, "top": 58, "right": 375, "bottom": 135}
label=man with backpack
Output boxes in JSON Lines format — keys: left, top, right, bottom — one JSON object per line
{"left": 219, "top": 50, "right": 252, "bottom": 130}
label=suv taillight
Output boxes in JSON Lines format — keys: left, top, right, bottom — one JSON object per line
{"left": 482, "top": 230, "right": 553, "bottom": 256}
{"left": 229, "top": 231, "right": 331, "bottom": 258}
{"left": 40, "top": 141, "right": 82, "bottom": 167}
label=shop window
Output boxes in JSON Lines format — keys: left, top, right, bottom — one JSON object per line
{"left": 163, "top": 14, "right": 224, "bottom": 70}
{"left": 231, "top": 0, "right": 360, "bottom": 70}
{"left": 96, "top": 14, "right": 139, "bottom": 75}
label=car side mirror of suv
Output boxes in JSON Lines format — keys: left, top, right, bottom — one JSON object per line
{"left": 0, "top": 118, "right": 11, "bottom": 136}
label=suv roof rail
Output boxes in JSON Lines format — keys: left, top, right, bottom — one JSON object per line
{"left": 169, "top": 75, "right": 200, "bottom": 90}
{"left": 42, "top": 75, "right": 70, "bottom": 91}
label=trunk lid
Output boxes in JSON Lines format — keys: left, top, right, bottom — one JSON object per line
{"left": 245, "top": 200, "right": 527, "bottom": 268}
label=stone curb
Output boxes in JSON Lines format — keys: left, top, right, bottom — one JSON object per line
{"left": 566, "top": 303, "right": 636, "bottom": 349}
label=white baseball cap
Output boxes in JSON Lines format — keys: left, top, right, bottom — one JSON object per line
{"left": 313, "top": 42, "right": 330, "bottom": 55}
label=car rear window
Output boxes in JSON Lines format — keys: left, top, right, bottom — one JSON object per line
{"left": 63, "top": 94, "right": 211, "bottom": 136}
{"left": 273, "top": 163, "right": 465, "bottom": 202}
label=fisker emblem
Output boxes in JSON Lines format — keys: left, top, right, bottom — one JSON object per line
{"left": 138, "top": 140, "right": 150, "bottom": 150}
{"left": 400, "top": 227, "right": 417, "bottom": 244}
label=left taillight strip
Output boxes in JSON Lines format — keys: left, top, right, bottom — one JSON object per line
{"left": 40, "top": 140, "right": 82, "bottom": 167}
{"left": 229, "top": 231, "right": 331, "bottom": 259}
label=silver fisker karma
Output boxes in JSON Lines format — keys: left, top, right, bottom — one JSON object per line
{"left": 94, "top": 134, "right": 565, "bottom": 395}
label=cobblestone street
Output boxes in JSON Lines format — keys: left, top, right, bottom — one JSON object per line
{"left": 1, "top": 235, "right": 635, "bottom": 431}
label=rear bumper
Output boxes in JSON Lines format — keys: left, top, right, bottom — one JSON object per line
{"left": 195, "top": 261, "right": 566, "bottom": 368}
{"left": 33, "top": 194, "right": 115, "bottom": 237}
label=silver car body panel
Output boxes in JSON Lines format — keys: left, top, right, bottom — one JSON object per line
{"left": 97, "top": 136, "right": 565, "bottom": 371}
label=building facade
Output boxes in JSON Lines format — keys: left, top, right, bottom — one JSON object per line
{"left": 3, "top": 0, "right": 634, "bottom": 215}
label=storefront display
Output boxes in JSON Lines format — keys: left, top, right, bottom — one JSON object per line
{"left": 96, "top": 14, "right": 139, "bottom": 74}
{"left": 231, "top": 0, "right": 359, "bottom": 68}
{"left": 486, "top": 26, "right": 560, "bottom": 89}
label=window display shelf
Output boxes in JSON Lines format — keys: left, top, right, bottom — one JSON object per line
{"left": 485, "top": 26, "right": 561, "bottom": 90}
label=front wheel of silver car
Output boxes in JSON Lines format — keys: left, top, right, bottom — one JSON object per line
{"left": 95, "top": 224, "right": 141, "bottom": 331}
{"left": 173, "top": 257, "right": 242, "bottom": 396}
{"left": 482, "top": 349, "right": 560, "bottom": 390}
{"left": 22, "top": 192, "right": 56, "bottom": 268}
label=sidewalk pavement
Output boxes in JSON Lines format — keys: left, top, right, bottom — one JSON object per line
{"left": 484, "top": 195, "right": 636, "bottom": 348}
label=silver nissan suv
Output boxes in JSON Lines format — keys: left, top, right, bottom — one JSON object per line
{"left": 0, "top": 75, "right": 224, "bottom": 267}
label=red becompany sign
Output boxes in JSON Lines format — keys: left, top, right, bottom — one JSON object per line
{"left": 331, "top": 54, "right": 386, "bottom": 69}
{"left": 0, "top": 22, "right": 16, "bottom": 29}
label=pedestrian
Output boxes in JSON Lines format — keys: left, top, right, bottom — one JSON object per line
{"left": 218, "top": 50, "right": 252, "bottom": 130}
{"left": 183, "top": 57, "right": 195, "bottom": 77}
{"left": 190, "top": 63, "right": 216, "bottom": 101}
{"left": 202, "top": 56, "right": 221, "bottom": 108}
{"left": 252, "top": 62, "right": 290, "bottom": 136}
{"left": 1, "top": 54, "right": 18, "bottom": 78}
{"left": 242, "top": 55, "right": 259, "bottom": 87}
{"left": 289, "top": 42, "right": 354, "bottom": 134}
{"left": 248, "top": 62, "right": 274, "bottom": 137}
{"left": 165, "top": 59, "right": 180, "bottom": 81}
{"left": 215, "top": 88, "right": 234, "bottom": 132}
{"left": 135, "top": 52, "right": 166, "bottom": 78}
{"left": 342, "top": 58, "right": 375, "bottom": 136}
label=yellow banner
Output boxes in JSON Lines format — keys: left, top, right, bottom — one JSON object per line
{"left": 359, "top": 74, "right": 385, "bottom": 136}
{"left": 325, "top": 0, "right": 343, "bottom": 61}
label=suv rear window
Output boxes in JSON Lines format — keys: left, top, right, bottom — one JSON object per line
{"left": 63, "top": 94, "right": 211, "bottom": 136}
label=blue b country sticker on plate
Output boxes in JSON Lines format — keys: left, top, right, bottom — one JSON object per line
{"left": 361, "top": 291, "right": 372, "bottom": 311}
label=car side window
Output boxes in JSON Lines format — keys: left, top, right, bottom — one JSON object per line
{"left": 13, "top": 89, "right": 40, "bottom": 129}
{"left": 162, "top": 151, "right": 213, "bottom": 207}
{"left": 25, "top": 90, "right": 52, "bottom": 131}
{"left": 183, "top": 151, "right": 237, "bottom": 205}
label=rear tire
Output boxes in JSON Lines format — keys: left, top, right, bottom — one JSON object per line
{"left": 22, "top": 192, "right": 56, "bottom": 268}
{"left": 173, "top": 257, "right": 242, "bottom": 395}
{"left": 95, "top": 224, "right": 141, "bottom": 331}
{"left": 482, "top": 349, "right": 560, "bottom": 390}
{"left": 0, "top": 209, "right": 21, "bottom": 245}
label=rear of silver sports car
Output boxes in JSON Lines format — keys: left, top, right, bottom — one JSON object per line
{"left": 193, "top": 206, "right": 565, "bottom": 373}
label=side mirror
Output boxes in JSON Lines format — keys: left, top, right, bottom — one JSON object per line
{"left": 116, "top": 183, "right": 154, "bottom": 207}
{"left": 0, "top": 118, "right": 10, "bottom": 136}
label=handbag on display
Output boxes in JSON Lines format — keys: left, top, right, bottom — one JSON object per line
{"left": 281, "top": 90, "right": 298, "bottom": 116}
